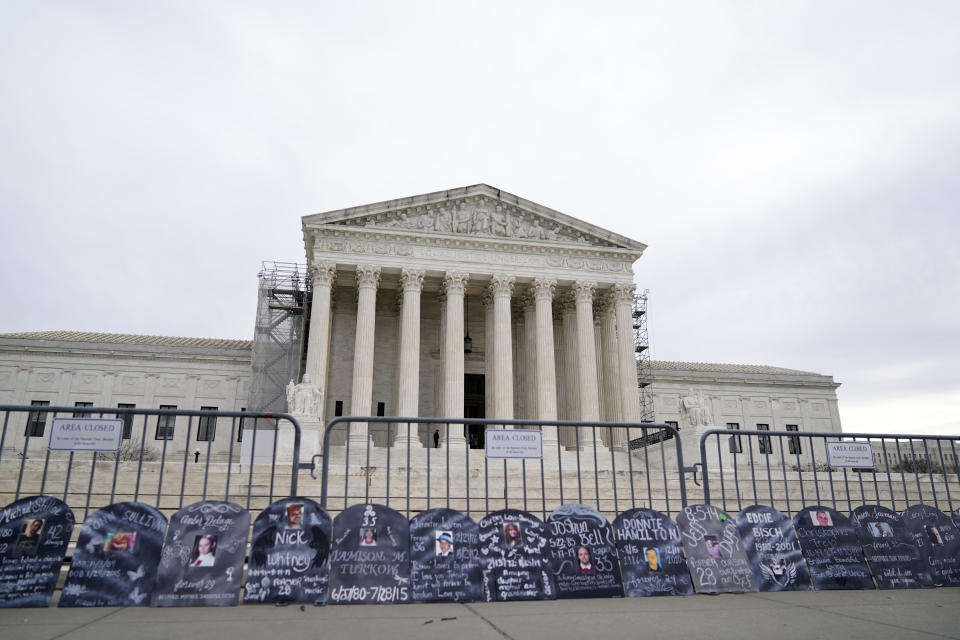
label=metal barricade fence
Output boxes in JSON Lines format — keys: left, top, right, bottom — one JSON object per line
{"left": 698, "top": 428, "right": 960, "bottom": 518}
{"left": 319, "top": 417, "right": 688, "bottom": 522}
{"left": 0, "top": 405, "right": 303, "bottom": 525}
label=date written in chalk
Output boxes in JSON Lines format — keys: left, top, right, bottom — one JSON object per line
{"left": 485, "top": 430, "right": 543, "bottom": 459}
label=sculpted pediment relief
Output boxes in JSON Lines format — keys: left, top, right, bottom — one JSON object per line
{"left": 305, "top": 186, "right": 646, "bottom": 253}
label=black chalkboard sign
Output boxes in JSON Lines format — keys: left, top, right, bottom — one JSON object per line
{"left": 850, "top": 505, "right": 931, "bottom": 590}
{"left": 409, "top": 508, "right": 482, "bottom": 603}
{"left": 901, "top": 504, "right": 960, "bottom": 587}
{"left": 612, "top": 508, "right": 693, "bottom": 597}
{"left": 793, "top": 506, "right": 873, "bottom": 590}
{"left": 546, "top": 504, "right": 622, "bottom": 598}
{"left": 151, "top": 500, "right": 250, "bottom": 606}
{"left": 676, "top": 504, "right": 756, "bottom": 593}
{"left": 0, "top": 495, "right": 74, "bottom": 608}
{"left": 244, "top": 498, "right": 332, "bottom": 604}
{"left": 735, "top": 505, "right": 811, "bottom": 592}
{"left": 478, "top": 508, "right": 555, "bottom": 601}
{"left": 60, "top": 502, "right": 167, "bottom": 607}
{"left": 329, "top": 503, "right": 410, "bottom": 604}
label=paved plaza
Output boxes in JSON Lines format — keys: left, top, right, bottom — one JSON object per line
{"left": 2, "top": 588, "right": 958, "bottom": 640}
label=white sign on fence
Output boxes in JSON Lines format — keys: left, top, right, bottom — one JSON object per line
{"left": 49, "top": 417, "right": 124, "bottom": 452}
{"left": 825, "top": 441, "right": 875, "bottom": 468}
{"left": 485, "top": 429, "right": 543, "bottom": 459}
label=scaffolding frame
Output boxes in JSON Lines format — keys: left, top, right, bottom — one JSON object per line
{"left": 632, "top": 288, "right": 655, "bottom": 422}
{"left": 248, "top": 261, "right": 312, "bottom": 412}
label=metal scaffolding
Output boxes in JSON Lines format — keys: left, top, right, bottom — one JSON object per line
{"left": 248, "top": 261, "right": 311, "bottom": 412}
{"left": 632, "top": 289, "right": 655, "bottom": 422}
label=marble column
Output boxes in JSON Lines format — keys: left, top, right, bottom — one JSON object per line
{"left": 442, "top": 272, "right": 469, "bottom": 447}
{"left": 521, "top": 292, "right": 537, "bottom": 419}
{"left": 532, "top": 278, "right": 559, "bottom": 451}
{"left": 573, "top": 280, "right": 605, "bottom": 450}
{"left": 305, "top": 262, "right": 336, "bottom": 422}
{"left": 482, "top": 292, "right": 496, "bottom": 421}
{"left": 613, "top": 284, "right": 642, "bottom": 427}
{"left": 598, "top": 293, "right": 625, "bottom": 449}
{"left": 489, "top": 275, "right": 515, "bottom": 420}
{"left": 394, "top": 268, "right": 424, "bottom": 448}
{"left": 349, "top": 264, "right": 380, "bottom": 448}
{"left": 559, "top": 292, "right": 580, "bottom": 448}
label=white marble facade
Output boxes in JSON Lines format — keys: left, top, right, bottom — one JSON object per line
{"left": 0, "top": 185, "right": 844, "bottom": 462}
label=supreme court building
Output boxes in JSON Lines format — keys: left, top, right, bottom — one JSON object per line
{"left": 0, "top": 185, "right": 843, "bottom": 465}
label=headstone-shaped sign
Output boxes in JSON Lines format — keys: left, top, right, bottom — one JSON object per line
{"left": 546, "top": 504, "right": 622, "bottom": 598}
{"left": 612, "top": 508, "right": 693, "bottom": 597}
{"left": 244, "top": 498, "right": 332, "bottom": 604}
{"left": 676, "top": 504, "right": 757, "bottom": 593}
{"left": 901, "top": 504, "right": 960, "bottom": 587}
{"left": 850, "top": 505, "right": 931, "bottom": 590}
{"left": 409, "top": 508, "right": 482, "bottom": 603}
{"left": 329, "top": 503, "right": 410, "bottom": 604}
{"left": 793, "top": 506, "right": 873, "bottom": 590}
{"left": 735, "top": 505, "right": 811, "bottom": 592}
{"left": 478, "top": 508, "right": 555, "bottom": 601}
{"left": 0, "top": 495, "right": 74, "bottom": 608}
{"left": 60, "top": 502, "right": 167, "bottom": 607}
{"left": 151, "top": 500, "right": 250, "bottom": 606}
{"left": 953, "top": 508, "right": 960, "bottom": 531}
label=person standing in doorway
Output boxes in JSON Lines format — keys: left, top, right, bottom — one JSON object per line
{"left": 433, "top": 430, "right": 440, "bottom": 448}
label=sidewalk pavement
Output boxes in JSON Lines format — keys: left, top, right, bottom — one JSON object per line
{"left": 2, "top": 588, "right": 958, "bottom": 640}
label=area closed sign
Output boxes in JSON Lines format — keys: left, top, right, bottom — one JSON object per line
{"left": 485, "top": 429, "right": 542, "bottom": 459}
{"left": 49, "top": 417, "right": 124, "bottom": 452}
{"left": 825, "top": 441, "right": 874, "bottom": 468}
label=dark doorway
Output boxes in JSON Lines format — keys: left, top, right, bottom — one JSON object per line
{"left": 465, "top": 374, "right": 485, "bottom": 449}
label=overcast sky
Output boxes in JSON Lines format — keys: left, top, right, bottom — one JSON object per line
{"left": 2, "top": 2, "right": 958, "bottom": 435}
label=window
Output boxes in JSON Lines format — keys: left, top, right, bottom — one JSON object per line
{"left": 25, "top": 401, "right": 49, "bottom": 437}
{"left": 197, "top": 406, "right": 217, "bottom": 441}
{"left": 334, "top": 401, "right": 343, "bottom": 417}
{"left": 73, "top": 402, "right": 93, "bottom": 417}
{"left": 727, "top": 423, "right": 742, "bottom": 453}
{"left": 376, "top": 402, "right": 385, "bottom": 417}
{"left": 757, "top": 423, "right": 772, "bottom": 455}
{"left": 665, "top": 421, "right": 679, "bottom": 429}
{"left": 117, "top": 404, "right": 136, "bottom": 439}
{"left": 156, "top": 405, "right": 177, "bottom": 440}
{"left": 786, "top": 424, "right": 801, "bottom": 454}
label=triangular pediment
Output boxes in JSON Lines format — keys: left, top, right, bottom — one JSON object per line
{"left": 302, "top": 184, "right": 646, "bottom": 253}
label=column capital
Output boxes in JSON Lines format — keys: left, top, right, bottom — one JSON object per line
{"left": 612, "top": 283, "right": 636, "bottom": 303}
{"left": 442, "top": 271, "right": 469, "bottom": 295}
{"left": 594, "top": 292, "right": 616, "bottom": 316}
{"left": 559, "top": 290, "right": 578, "bottom": 313}
{"left": 400, "top": 268, "right": 425, "bottom": 293}
{"left": 310, "top": 261, "right": 337, "bottom": 286}
{"left": 480, "top": 290, "right": 494, "bottom": 307}
{"left": 355, "top": 264, "right": 381, "bottom": 289}
{"left": 572, "top": 280, "right": 597, "bottom": 304}
{"left": 517, "top": 289, "right": 536, "bottom": 312}
{"left": 531, "top": 278, "right": 557, "bottom": 302}
{"left": 488, "top": 274, "right": 515, "bottom": 299}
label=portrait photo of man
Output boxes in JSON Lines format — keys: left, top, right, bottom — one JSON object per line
{"left": 284, "top": 503, "right": 303, "bottom": 530}
{"left": 812, "top": 511, "right": 833, "bottom": 527}
{"left": 643, "top": 547, "right": 661, "bottom": 572}
{"left": 576, "top": 546, "right": 594, "bottom": 572}
{"left": 926, "top": 525, "right": 944, "bottom": 546}
{"left": 436, "top": 531, "right": 454, "bottom": 557}
{"left": 16, "top": 518, "right": 44, "bottom": 548}
{"left": 705, "top": 536, "right": 723, "bottom": 559}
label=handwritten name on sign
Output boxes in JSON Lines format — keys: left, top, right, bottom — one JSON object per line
{"left": 60, "top": 502, "right": 168, "bottom": 607}
{"left": 478, "top": 509, "right": 554, "bottom": 601}
{"left": 0, "top": 495, "right": 75, "bottom": 608}
{"left": 677, "top": 504, "right": 757, "bottom": 594}
{"left": 735, "top": 505, "right": 811, "bottom": 592}
{"left": 546, "top": 504, "right": 622, "bottom": 598}
{"left": 613, "top": 508, "right": 693, "bottom": 597}
{"left": 850, "top": 505, "right": 931, "bottom": 590}
{"left": 901, "top": 504, "right": 960, "bottom": 587}
{"left": 151, "top": 501, "right": 250, "bottom": 607}
{"left": 409, "top": 508, "right": 482, "bottom": 603}
{"left": 245, "top": 498, "right": 332, "bottom": 605}
{"left": 329, "top": 504, "right": 410, "bottom": 604}
{"left": 793, "top": 506, "right": 873, "bottom": 591}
